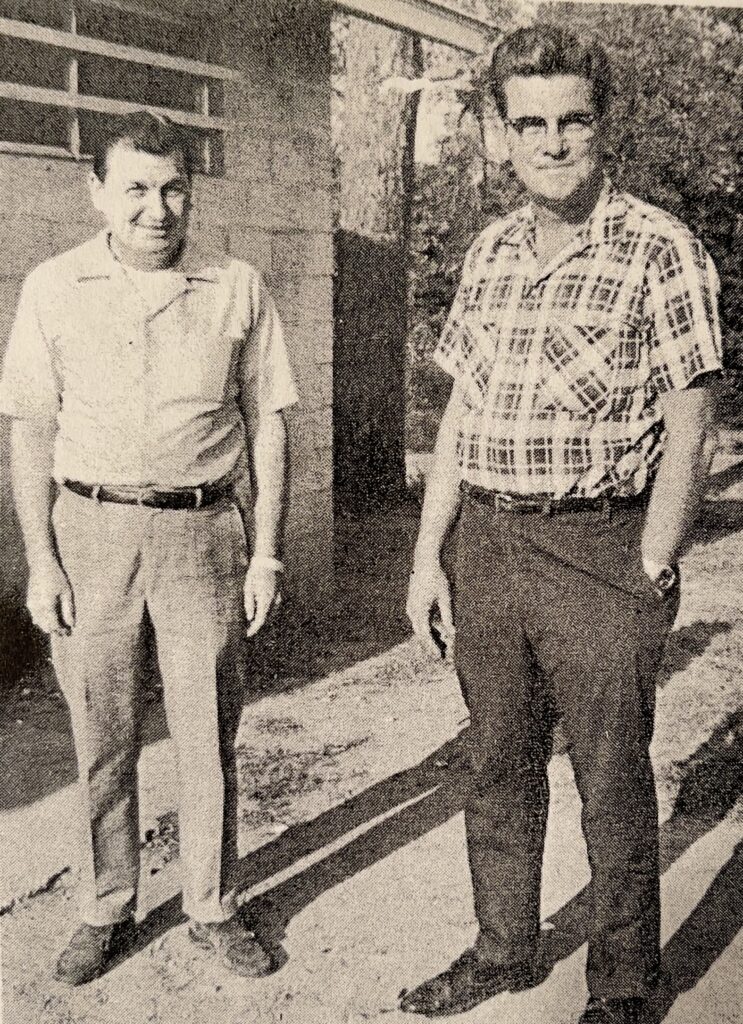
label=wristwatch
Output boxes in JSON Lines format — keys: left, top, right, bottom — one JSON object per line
{"left": 644, "top": 561, "right": 678, "bottom": 597}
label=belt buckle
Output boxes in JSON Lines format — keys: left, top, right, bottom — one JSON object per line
{"left": 494, "top": 492, "right": 513, "bottom": 512}
{"left": 137, "top": 488, "right": 159, "bottom": 508}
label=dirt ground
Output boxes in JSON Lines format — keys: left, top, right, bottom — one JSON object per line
{"left": 1, "top": 463, "right": 742, "bottom": 1024}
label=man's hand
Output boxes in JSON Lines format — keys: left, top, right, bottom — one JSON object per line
{"left": 244, "top": 562, "right": 283, "bottom": 638}
{"left": 26, "top": 555, "right": 75, "bottom": 636}
{"left": 406, "top": 556, "right": 455, "bottom": 659}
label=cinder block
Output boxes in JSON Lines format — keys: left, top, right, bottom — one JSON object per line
{"left": 282, "top": 320, "right": 333, "bottom": 371}
{"left": 290, "top": 454, "right": 333, "bottom": 500}
{"left": 270, "top": 132, "right": 332, "bottom": 188}
{"left": 293, "top": 185, "right": 333, "bottom": 233}
{"left": 0, "top": 156, "right": 94, "bottom": 225}
{"left": 290, "top": 357, "right": 332, "bottom": 411}
{"left": 286, "top": 486, "right": 333, "bottom": 539}
{"left": 228, "top": 132, "right": 273, "bottom": 183}
{"left": 271, "top": 231, "right": 333, "bottom": 278}
{"left": 189, "top": 216, "right": 230, "bottom": 250}
{"left": 0, "top": 277, "right": 22, "bottom": 321}
{"left": 0, "top": 221, "right": 60, "bottom": 277}
{"left": 285, "top": 485, "right": 334, "bottom": 604}
{"left": 226, "top": 227, "right": 273, "bottom": 272}
{"left": 241, "top": 182, "right": 333, "bottom": 233}
{"left": 268, "top": 273, "right": 334, "bottom": 326}
{"left": 290, "top": 83, "right": 332, "bottom": 134}
{"left": 0, "top": 281, "right": 22, "bottom": 362}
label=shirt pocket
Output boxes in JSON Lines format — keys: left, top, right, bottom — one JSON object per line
{"left": 449, "top": 315, "right": 499, "bottom": 411}
{"left": 537, "top": 316, "right": 643, "bottom": 419}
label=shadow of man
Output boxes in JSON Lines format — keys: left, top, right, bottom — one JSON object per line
{"left": 129, "top": 706, "right": 741, "bottom": 1019}
{"left": 541, "top": 707, "right": 743, "bottom": 1021}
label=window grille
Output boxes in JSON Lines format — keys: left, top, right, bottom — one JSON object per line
{"left": 0, "top": 0, "right": 239, "bottom": 173}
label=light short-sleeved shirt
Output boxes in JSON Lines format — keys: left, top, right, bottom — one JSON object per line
{"left": 0, "top": 231, "right": 298, "bottom": 487}
{"left": 435, "top": 183, "right": 723, "bottom": 498}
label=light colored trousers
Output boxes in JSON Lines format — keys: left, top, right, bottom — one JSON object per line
{"left": 51, "top": 487, "right": 249, "bottom": 926}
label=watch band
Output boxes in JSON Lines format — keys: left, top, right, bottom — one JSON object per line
{"left": 652, "top": 566, "right": 678, "bottom": 595}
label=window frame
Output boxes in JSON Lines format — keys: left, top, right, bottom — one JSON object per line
{"left": 0, "top": 4, "right": 239, "bottom": 172}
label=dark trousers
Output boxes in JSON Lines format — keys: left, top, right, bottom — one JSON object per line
{"left": 454, "top": 497, "right": 679, "bottom": 998}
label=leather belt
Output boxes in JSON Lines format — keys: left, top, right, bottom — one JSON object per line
{"left": 460, "top": 481, "right": 649, "bottom": 515}
{"left": 63, "top": 478, "right": 232, "bottom": 510}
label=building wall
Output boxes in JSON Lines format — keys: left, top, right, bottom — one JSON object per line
{"left": 0, "top": 0, "right": 335, "bottom": 680}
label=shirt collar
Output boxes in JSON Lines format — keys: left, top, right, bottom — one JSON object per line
{"left": 501, "top": 177, "right": 627, "bottom": 252}
{"left": 74, "top": 230, "right": 222, "bottom": 283}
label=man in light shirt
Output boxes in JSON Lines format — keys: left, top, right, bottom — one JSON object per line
{"left": 0, "top": 111, "right": 297, "bottom": 984}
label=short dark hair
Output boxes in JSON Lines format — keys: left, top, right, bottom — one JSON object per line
{"left": 90, "top": 110, "right": 194, "bottom": 181}
{"left": 488, "top": 25, "right": 612, "bottom": 120}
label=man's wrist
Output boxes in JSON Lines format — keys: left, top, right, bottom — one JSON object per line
{"left": 250, "top": 554, "right": 285, "bottom": 573}
{"left": 642, "top": 555, "right": 671, "bottom": 578}
{"left": 413, "top": 539, "right": 443, "bottom": 568}
{"left": 413, "top": 548, "right": 442, "bottom": 573}
{"left": 641, "top": 553, "right": 678, "bottom": 596}
{"left": 25, "top": 545, "right": 60, "bottom": 573}
{"left": 642, "top": 552, "right": 677, "bottom": 578}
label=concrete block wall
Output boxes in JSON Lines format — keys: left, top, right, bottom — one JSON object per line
{"left": 0, "top": 0, "right": 335, "bottom": 663}
{"left": 220, "top": 0, "right": 335, "bottom": 608}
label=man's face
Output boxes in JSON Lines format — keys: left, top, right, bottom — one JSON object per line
{"left": 503, "top": 74, "right": 603, "bottom": 205}
{"left": 89, "top": 141, "right": 191, "bottom": 265}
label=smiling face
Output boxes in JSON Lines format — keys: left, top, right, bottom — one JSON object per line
{"left": 503, "top": 73, "right": 604, "bottom": 207}
{"left": 89, "top": 140, "right": 191, "bottom": 269}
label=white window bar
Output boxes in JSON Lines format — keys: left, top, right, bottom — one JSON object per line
{"left": 0, "top": 81, "right": 226, "bottom": 131}
{"left": 0, "top": 5, "right": 238, "bottom": 169}
{"left": 68, "top": 4, "right": 80, "bottom": 160}
{"left": 0, "top": 17, "right": 242, "bottom": 82}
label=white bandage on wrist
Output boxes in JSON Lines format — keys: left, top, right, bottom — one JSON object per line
{"left": 250, "top": 555, "right": 285, "bottom": 573}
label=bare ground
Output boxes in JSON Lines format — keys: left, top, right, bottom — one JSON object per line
{"left": 1, "top": 471, "right": 742, "bottom": 1024}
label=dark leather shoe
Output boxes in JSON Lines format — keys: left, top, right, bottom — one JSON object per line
{"left": 188, "top": 917, "right": 274, "bottom": 977}
{"left": 55, "top": 919, "right": 136, "bottom": 985}
{"left": 399, "top": 948, "right": 534, "bottom": 1016}
{"left": 579, "top": 996, "right": 648, "bottom": 1024}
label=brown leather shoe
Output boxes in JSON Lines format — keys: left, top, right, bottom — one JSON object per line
{"left": 579, "top": 996, "right": 648, "bottom": 1024}
{"left": 55, "top": 919, "right": 136, "bottom": 986}
{"left": 188, "top": 917, "right": 274, "bottom": 977}
{"left": 399, "top": 948, "right": 535, "bottom": 1016}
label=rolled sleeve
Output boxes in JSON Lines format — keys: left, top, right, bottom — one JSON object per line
{"left": 240, "top": 272, "right": 299, "bottom": 414}
{"left": 645, "top": 233, "right": 724, "bottom": 395}
{"left": 0, "top": 274, "right": 59, "bottom": 421}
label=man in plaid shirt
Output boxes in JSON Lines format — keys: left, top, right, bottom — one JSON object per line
{"left": 402, "top": 25, "right": 722, "bottom": 1024}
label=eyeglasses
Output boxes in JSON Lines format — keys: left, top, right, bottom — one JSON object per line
{"left": 504, "top": 112, "right": 597, "bottom": 144}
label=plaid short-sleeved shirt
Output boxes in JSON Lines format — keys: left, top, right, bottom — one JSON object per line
{"left": 435, "top": 183, "right": 723, "bottom": 498}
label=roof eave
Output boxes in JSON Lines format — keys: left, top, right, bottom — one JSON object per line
{"left": 333, "top": 0, "right": 494, "bottom": 53}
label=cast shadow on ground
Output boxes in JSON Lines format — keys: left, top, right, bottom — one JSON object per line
{"left": 129, "top": 705, "right": 742, "bottom": 1021}
{"left": 694, "top": 497, "right": 743, "bottom": 547}
{"left": 3, "top": 610, "right": 728, "bottom": 817}
{"left": 705, "top": 457, "right": 743, "bottom": 498}
{"left": 540, "top": 704, "right": 743, "bottom": 1021}
{"left": 657, "top": 620, "right": 733, "bottom": 688}
{"left": 129, "top": 730, "right": 472, "bottom": 958}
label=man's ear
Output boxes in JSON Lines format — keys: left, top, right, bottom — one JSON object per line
{"left": 88, "top": 170, "right": 105, "bottom": 213}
